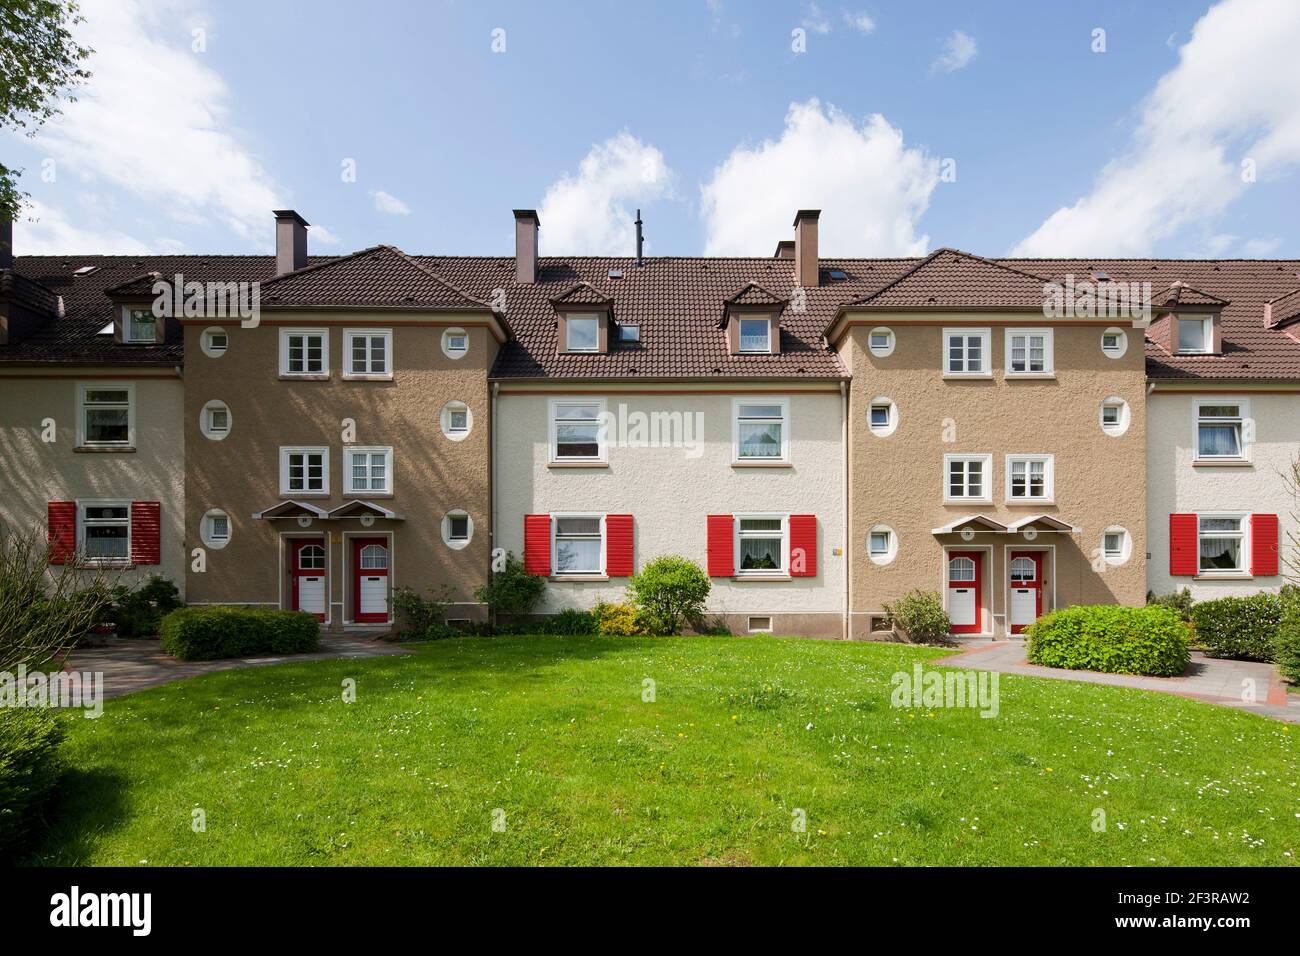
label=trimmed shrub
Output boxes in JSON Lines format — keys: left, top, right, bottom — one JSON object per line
{"left": 476, "top": 552, "right": 546, "bottom": 618}
{"left": 0, "top": 708, "right": 65, "bottom": 856}
{"left": 1276, "top": 601, "right": 1300, "bottom": 684}
{"left": 1146, "top": 587, "right": 1194, "bottom": 623}
{"left": 111, "top": 575, "right": 183, "bottom": 637}
{"left": 1026, "top": 605, "right": 1190, "bottom": 676}
{"left": 1190, "top": 593, "right": 1283, "bottom": 661}
{"left": 534, "top": 608, "right": 598, "bottom": 636}
{"left": 159, "top": 606, "right": 320, "bottom": 661}
{"left": 883, "top": 590, "right": 951, "bottom": 644}
{"left": 626, "top": 555, "right": 710, "bottom": 636}
{"left": 593, "top": 601, "right": 650, "bottom": 636}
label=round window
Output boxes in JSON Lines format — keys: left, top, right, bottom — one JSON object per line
{"left": 867, "top": 524, "right": 898, "bottom": 565}
{"left": 201, "top": 509, "right": 232, "bottom": 549}
{"left": 440, "top": 400, "right": 473, "bottom": 441}
{"left": 442, "top": 327, "right": 469, "bottom": 360}
{"left": 442, "top": 510, "right": 473, "bottom": 550}
{"left": 868, "top": 327, "right": 895, "bottom": 358}
{"left": 200, "top": 400, "right": 232, "bottom": 441}
{"left": 201, "top": 327, "right": 229, "bottom": 358}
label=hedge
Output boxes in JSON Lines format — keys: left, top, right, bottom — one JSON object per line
{"left": 1025, "top": 605, "right": 1190, "bottom": 676}
{"left": 1277, "top": 602, "right": 1300, "bottom": 684}
{"left": 1190, "top": 593, "right": 1284, "bottom": 661}
{"left": 159, "top": 606, "right": 320, "bottom": 661}
{"left": 0, "top": 708, "right": 65, "bottom": 856}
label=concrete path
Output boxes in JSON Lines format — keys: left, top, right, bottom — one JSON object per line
{"left": 65, "top": 632, "right": 411, "bottom": 700}
{"left": 938, "top": 639, "right": 1300, "bottom": 724}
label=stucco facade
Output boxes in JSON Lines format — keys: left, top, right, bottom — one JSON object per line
{"left": 494, "top": 384, "right": 847, "bottom": 637}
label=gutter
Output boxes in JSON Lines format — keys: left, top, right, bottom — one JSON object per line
{"left": 841, "top": 379, "right": 849, "bottom": 641}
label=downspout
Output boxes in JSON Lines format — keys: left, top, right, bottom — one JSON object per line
{"left": 841, "top": 379, "right": 850, "bottom": 641}
{"left": 490, "top": 381, "right": 499, "bottom": 630}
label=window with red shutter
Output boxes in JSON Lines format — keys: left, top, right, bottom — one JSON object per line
{"left": 524, "top": 514, "right": 551, "bottom": 576}
{"left": 47, "top": 501, "right": 76, "bottom": 565}
{"left": 789, "top": 514, "right": 817, "bottom": 577}
{"left": 706, "top": 515, "right": 734, "bottom": 577}
{"left": 1169, "top": 513, "right": 1198, "bottom": 576}
{"left": 130, "top": 501, "right": 161, "bottom": 565}
{"left": 605, "top": 514, "right": 634, "bottom": 576}
{"left": 1251, "top": 514, "right": 1279, "bottom": 577}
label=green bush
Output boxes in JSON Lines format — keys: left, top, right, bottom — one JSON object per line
{"left": 159, "top": 606, "right": 320, "bottom": 661}
{"left": 1277, "top": 602, "right": 1300, "bottom": 684}
{"left": 593, "top": 601, "right": 650, "bottom": 636}
{"left": 111, "top": 575, "right": 183, "bottom": 637}
{"left": 476, "top": 552, "right": 546, "bottom": 618}
{"left": 1190, "top": 593, "right": 1283, "bottom": 661}
{"left": 883, "top": 590, "right": 952, "bottom": 644}
{"left": 1146, "top": 587, "right": 1194, "bottom": 623}
{"left": 626, "top": 555, "right": 710, "bottom": 635}
{"left": 0, "top": 708, "right": 65, "bottom": 856}
{"left": 392, "top": 586, "right": 453, "bottom": 639}
{"left": 534, "top": 608, "right": 598, "bottom": 636}
{"left": 1026, "top": 605, "right": 1190, "bottom": 676}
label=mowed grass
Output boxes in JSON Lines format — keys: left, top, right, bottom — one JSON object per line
{"left": 26, "top": 635, "right": 1300, "bottom": 866}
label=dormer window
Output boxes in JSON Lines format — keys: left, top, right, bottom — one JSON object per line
{"left": 739, "top": 317, "right": 771, "bottom": 353}
{"left": 1176, "top": 315, "right": 1214, "bottom": 354}
{"left": 565, "top": 313, "right": 600, "bottom": 352}
{"left": 123, "top": 307, "right": 157, "bottom": 344}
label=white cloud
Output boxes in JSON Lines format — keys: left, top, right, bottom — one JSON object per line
{"left": 843, "top": 10, "right": 876, "bottom": 35}
{"left": 802, "top": 3, "right": 831, "bottom": 34}
{"left": 309, "top": 223, "right": 342, "bottom": 247}
{"left": 1012, "top": 0, "right": 1300, "bottom": 256}
{"left": 14, "top": 198, "right": 154, "bottom": 254}
{"left": 931, "top": 30, "right": 977, "bottom": 74}
{"left": 370, "top": 190, "right": 411, "bottom": 216}
{"left": 700, "top": 99, "right": 939, "bottom": 257}
{"left": 23, "top": 0, "right": 286, "bottom": 250}
{"left": 537, "top": 133, "right": 673, "bottom": 255}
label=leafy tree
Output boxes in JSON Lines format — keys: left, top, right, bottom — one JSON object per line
{"left": 0, "top": 1, "right": 93, "bottom": 222}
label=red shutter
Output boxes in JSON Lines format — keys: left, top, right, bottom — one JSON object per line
{"left": 789, "top": 514, "right": 817, "bottom": 577}
{"left": 130, "top": 501, "right": 161, "bottom": 565}
{"left": 1169, "top": 513, "right": 1198, "bottom": 576}
{"left": 47, "top": 501, "right": 76, "bottom": 565}
{"left": 706, "top": 514, "right": 734, "bottom": 577}
{"left": 1252, "top": 513, "right": 1279, "bottom": 577}
{"left": 605, "top": 514, "right": 633, "bottom": 576}
{"left": 524, "top": 514, "right": 551, "bottom": 576}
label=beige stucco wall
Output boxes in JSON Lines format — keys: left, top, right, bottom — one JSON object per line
{"left": 840, "top": 318, "right": 1148, "bottom": 637}
{"left": 1147, "top": 388, "right": 1300, "bottom": 599}
{"left": 495, "top": 386, "right": 846, "bottom": 636}
{"left": 182, "top": 315, "right": 496, "bottom": 624}
{"left": 0, "top": 369, "right": 187, "bottom": 590}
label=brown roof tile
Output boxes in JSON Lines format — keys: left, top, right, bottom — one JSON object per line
{"left": 260, "top": 244, "right": 490, "bottom": 311}
{"left": 847, "top": 248, "right": 1052, "bottom": 310}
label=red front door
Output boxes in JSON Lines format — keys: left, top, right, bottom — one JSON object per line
{"left": 291, "top": 539, "right": 327, "bottom": 621}
{"left": 1009, "top": 551, "right": 1042, "bottom": 634}
{"left": 947, "top": 551, "right": 982, "bottom": 634}
{"left": 352, "top": 538, "right": 390, "bottom": 623}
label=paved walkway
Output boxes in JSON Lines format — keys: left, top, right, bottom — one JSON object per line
{"left": 938, "top": 639, "right": 1300, "bottom": 724}
{"left": 65, "top": 632, "right": 410, "bottom": 700}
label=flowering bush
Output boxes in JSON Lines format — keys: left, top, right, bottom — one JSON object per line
{"left": 1190, "top": 594, "right": 1283, "bottom": 661}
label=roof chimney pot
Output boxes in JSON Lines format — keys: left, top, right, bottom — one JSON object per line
{"left": 793, "top": 209, "right": 820, "bottom": 287}
{"left": 0, "top": 215, "right": 12, "bottom": 270}
{"left": 273, "top": 210, "right": 309, "bottom": 275}
{"left": 514, "top": 209, "right": 540, "bottom": 284}
{"left": 774, "top": 240, "right": 795, "bottom": 260}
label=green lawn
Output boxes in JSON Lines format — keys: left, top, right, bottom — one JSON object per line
{"left": 26, "top": 635, "right": 1300, "bottom": 866}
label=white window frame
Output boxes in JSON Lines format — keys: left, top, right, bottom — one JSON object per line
{"left": 200, "top": 399, "right": 232, "bottom": 441}
{"left": 734, "top": 513, "right": 788, "bottom": 577}
{"left": 344, "top": 446, "right": 393, "bottom": 495}
{"left": 343, "top": 328, "right": 393, "bottom": 380}
{"left": 565, "top": 314, "right": 601, "bottom": 353}
{"left": 76, "top": 382, "right": 135, "bottom": 448}
{"left": 551, "top": 513, "right": 606, "bottom": 576}
{"left": 1100, "top": 396, "right": 1131, "bottom": 437}
{"left": 1176, "top": 315, "right": 1214, "bottom": 355}
{"left": 278, "top": 328, "right": 330, "bottom": 377}
{"left": 732, "top": 397, "right": 790, "bottom": 464}
{"left": 943, "top": 454, "right": 993, "bottom": 503}
{"left": 1193, "top": 398, "right": 1250, "bottom": 463}
{"left": 77, "top": 499, "right": 131, "bottom": 565}
{"left": 738, "top": 316, "right": 772, "bottom": 354}
{"left": 1101, "top": 526, "right": 1130, "bottom": 566}
{"left": 868, "top": 524, "right": 898, "bottom": 566}
{"left": 279, "top": 446, "right": 330, "bottom": 496}
{"left": 1005, "top": 454, "right": 1054, "bottom": 503}
{"left": 1197, "top": 513, "right": 1250, "bottom": 576}
{"left": 440, "top": 400, "right": 473, "bottom": 441}
{"left": 442, "top": 510, "right": 473, "bottom": 550}
{"left": 867, "top": 396, "right": 898, "bottom": 437}
{"left": 868, "top": 327, "right": 895, "bottom": 358}
{"left": 442, "top": 327, "right": 469, "bottom": 360}
{"left": 201, "top": 508, "right": 231, "bottom": 550}
{"left": 122, "top": 306, "right": 157, "bottom": 344}
{"left": 1003, "top": 328, "right": 1054, "bottom": 376}
{"left": 942, "top": 327, "right": 991, "bottom": 377}
{"left": 1101, "top": 327, "right": 1127, "bottom": 359}
{"left": 200, "top": 326, "right": 229, "bottom": 358}
{"left": 548, "top": 398, "right": 608, "bottom": 464}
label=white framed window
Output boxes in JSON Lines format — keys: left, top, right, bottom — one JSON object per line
{"left": 442, "top": 510, "right": 473, "bottom": 550}
{"left": 77, "top": 383, "right": 134, "bottom": 447}
{"left": 944, "top": 454, "right": 992, "bottom": 502}
{"left": 201, "top": 509, "right": 231, "bottom": 549}
{"left": 1004, "top": 328, "right": 1054, "bottom": 376}
{"left": 1101, "top": 327, "right": 1127, "bottom": 359}
{"left": 868, "top": 327, "right": 895, "bottom": 358}
{"left": 1176, "top": 316, "right": 1213, "bottom": 354}
{"left": 442, "top": 327, "right": 469, "bottom": 360}
{"left": 1006, "top": 454, "right": 1054, "bottom": 502}
{"left": 200, "top": 400, "right": 232, "bottom": 441}
{"left": 123, "top": 307, "right": 157, "bottom": 344}
{"left": 1194, "top": 399, "right": 1249, "bottom": 461}
{"left": 565, "top": 314, "right": 600, "bottom": 352}
{"left": 735, "top": 514, "right": 787, "bottom": 575}
{"left": 943, "top": 328, "right": 991, "bottom": 376}
{"left": 440, "top": 400, "right": 473, "bottom": 441}
{"left": 1100, "top": 396, "right": 1131, "bottom": 436}
{"left": 552, "top": 514, "right": 604, "bottom": 575}
{"left": 344, "top": 446, "right": 393, "bottom": 495}
{"left": 279, "top": 446, "right": 329, "bottom": 495}
{"left": 1101, "top": 526, "right": 1131, "bottom": 566}
{"left": 1198, "top": 514, "right": 1247, "bottom": 574}
{"left": 344, "top": 329, "right": 393, "bottom": 378}
{"left": 868, "top": 524, "right": 897, "bottom": 565}
{"left": 549, "top": 398, "right": 607, "bottom": 463}
{"left": 868, "top": 397, "right": 898, "bottom": 437}
{"left": 200, "top": 326, "right": 229, "bottom": 357}
{"left": 733, "top": 398, "right": 789, "bottom": 463}
{"left": 738, "top": 316, "right": 771, "bottom": 353}
{"left": 279, "top": 328, "right": 329, "bottom": 376}
{"left": 79, "top": 501, "right": 131, "bottom": 563}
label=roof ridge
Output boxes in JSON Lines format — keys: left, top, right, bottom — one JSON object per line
{"left": 379, "top": 245, "right": 494, "bottom": 310}
{"left": 259, "top": 244, "right": 388, "bottom": 287}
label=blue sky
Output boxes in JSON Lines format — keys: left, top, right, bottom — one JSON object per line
{"left": 7, "top": 0, "right": 1300, "bottom": 259}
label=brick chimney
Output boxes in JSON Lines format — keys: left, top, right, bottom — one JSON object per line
{"left": 793, "top": 209, "right": 820, "bottom": 287}
{"left": 514, "top": 209, "right": 539, "bottom": 284}
{"left": 773, "top": 240, "right": 795, "bottom": 260}
{"left": 273, "top": 210, "right": 309, "bottom": 275}
{"left": 0, "top": 215, "right": 12, "bottom": 270}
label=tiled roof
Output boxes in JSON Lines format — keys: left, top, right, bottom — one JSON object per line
{"left": 1153, "top": 280, "right": 1229, "bottom": 309}
{"left": 259, "top": 245, "right": 490, "bottom": 311}
{"left": 550, "top": 282, "right": 614, "bottom": 306}
{"left": 0, "top": 269, "right": 62, "bottom": 317}
{"left": 725, "top": 281, "right": 788, "bottom": 307}
{"left": 846, "top": 248, "right": 1052, "bottom": 309}
{"left": 1265, "top": 288, "right": 1300, "bottom": 329}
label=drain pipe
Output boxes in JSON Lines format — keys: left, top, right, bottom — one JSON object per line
{"left": 490, "top": 381, "right": 499, "bottom": 629}
{"left": 841, "top": 380, "right": 850, "bottom": 641}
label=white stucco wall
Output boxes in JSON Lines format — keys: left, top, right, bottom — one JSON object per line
{"left": 1147, "top": 390, "right": 1300, "bottom": 599}
{"left": 496, "top": 389, "right": 846, "bottom": 621}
